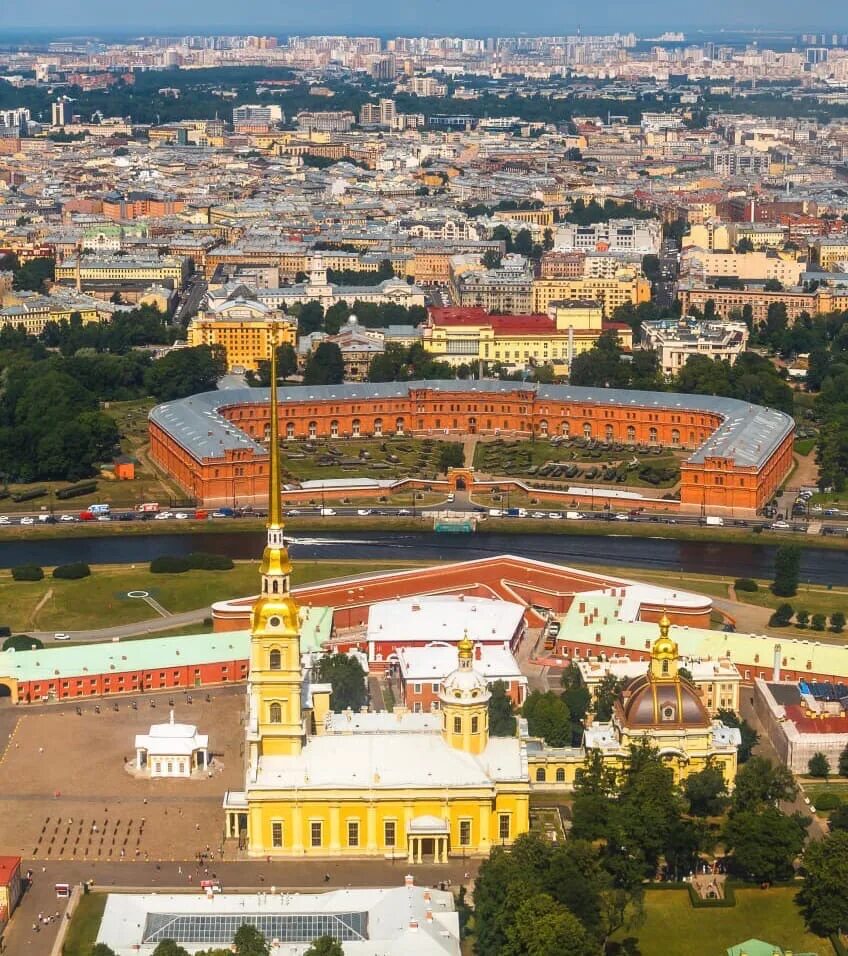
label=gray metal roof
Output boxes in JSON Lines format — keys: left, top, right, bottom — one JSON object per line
{"left": 149, "top": 380, "right": 793, "bottom": 470}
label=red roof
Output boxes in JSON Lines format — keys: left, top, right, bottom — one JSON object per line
{"left": 428, "top": 307, "right": 556, "bottom": 335}
{"left": 0, "top": 857, "right": 20, "bottom": 887}
{"left": 785, "top": 704, "right": 848, "bottom": 735}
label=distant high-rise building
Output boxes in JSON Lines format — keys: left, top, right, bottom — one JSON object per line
{"left": 232, "top": 104, "right": 284, "bottom": 129}
{"left": 51, "top": 99, "right": 67, "bottom": 127}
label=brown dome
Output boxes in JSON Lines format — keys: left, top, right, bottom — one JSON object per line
{"left": 618, "top": 674, "right": 709, "bottom": 729}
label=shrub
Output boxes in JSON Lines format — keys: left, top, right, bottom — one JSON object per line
{"left": 52, "top": 562, "right": 91, "bottom": 580}
{"left": 811, "top": 613, "right": 827, "bottom": 632}
{"left": 10, "top": 487, "right": 47, "bottom": 503}
{"left": 11, "top": 564, "right": 44, "bottom": 582}
{"left": 150, "top": 555, "right": 190, "bottom": 574}
{"left": 809, "top": 752, "right": 831, "bottom": 778}
{"left": 813, "top": 791, "right": 842, "bottom": 811}
{"left": 769, "top": 603, "right": 794, "bottom": 627}
{"left": 2, "top": 634, "right": 43, "bottom": 651}
{"left": 734, "top": 578, "right": 759, "bottom": 592}
{"left": 186, "top": 552, "right": 234, "bottom": 571}
{"left": 0, "top": 626, "right": 10, "bottom": 638}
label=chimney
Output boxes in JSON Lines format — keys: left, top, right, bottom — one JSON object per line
{"left": 409, "top": 920, "right": 419, "bottom": 932}
{"left": 425, "top": 910, "right": 434, "bottom": 923}
{"left": 475, "top": 645, "right": 482, "bottom": 660}
{"left": 404, "top": 874, "right": 414, "bottom": 888}
{"left": 773, "top": 643, "right": 782, "bottom": 682}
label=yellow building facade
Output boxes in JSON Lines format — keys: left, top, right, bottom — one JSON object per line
{"left": 223, "top": 349, "right": 530, "bottom": 861}
{"left": 531, "top": 271, "right": 650, "bottom": 317}
{"left": 187, "top": 300, "right": 297, "bottom": 372}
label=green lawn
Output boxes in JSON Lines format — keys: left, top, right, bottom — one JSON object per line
{"left": 279, "top": 436, "right": 463, "bottom": 482}
{"left": 0, "top": 560, "right": 414, "bottom": 633}
{"left": 615, "top": 887, "right": 831, "bottom": 956}
{"left": 473, "top": 438, "right": 682, "bottom": 489}
{"left": 740, "top": 584, "right": 848, "bottom": 622}
{"left": 62, "top": 891, "right": 107, "bottom": 956}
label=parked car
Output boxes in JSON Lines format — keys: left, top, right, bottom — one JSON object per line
{"left": 59, "top": 513, "right": 76, "bottom": 522}
{"left": 53, "top": 633, "right": 71, "bottom": 641}
{"left": 20, "top": 516, "right": 34, "bottom": 525}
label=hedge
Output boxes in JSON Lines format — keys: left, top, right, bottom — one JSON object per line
{"left": 734, "top": 578, "right": 759, "bottom": 592}
{"left": 11, "top": 564, "right": 44, "bottom": 582}
{"left": 2, "top": 634, "right": 43, "bottom": 651}
{"left": 56, "top": 480, "right": 98, "bottom": 500}
{"left": 813, "top": 792, "right": 842, "bottom": 811}
{"left": 52, "top": 562, "right": 91, "bottom": 580}
{"left": 11, "top": 487, "right": 47, "bottom": 502}
{"left": 150, "top": 552, "right": 234, "bottom": 574}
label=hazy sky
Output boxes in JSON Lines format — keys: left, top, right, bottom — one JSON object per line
{"left": 1, "top": 0, "right": 845, "bottom": 36}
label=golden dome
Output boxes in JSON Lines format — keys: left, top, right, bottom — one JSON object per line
{"left": 619, "top": 673, "right": 709, "bottom": 729}
{"left": 652, "top": 611, "right": 678, "bottom": 661}
{"left": 457, "top": 629, "right": 474, "bottom": 661}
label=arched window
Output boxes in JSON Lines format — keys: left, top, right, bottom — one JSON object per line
{"left": 662, "top": 705, "right": 675, "bottom": 721}
{"left": 453, "top": 716, "right": 462, "bottom": 734}
{"left": 605, "top": 424, "right": 614, "bottom": 441}
{"left": 671, "top": 428, "right": 680, "bottom": 445}
{"left": 561, "top": 421, "right": 570, "bottom": 436}
{"left": 627, "top": 425, "right": 636, "bottom": 441}
{"left": 351, "top": 418, "right": 361, "bottom": 438}
{"left": 471, "top": 715, "right": 479, "bottom": 734}
{"left": 269, "top": 702, "right": 282, "bottom": 724}
{"left": 286, "top": 421, "right": 295, "bottom": 439}
{"left": 649, "top": 427, "right": 658, "bottom": 444}
{"left": 330, "top": 419, "right": 339, "bottom": 438}
{"left": 269, "top": 649, "right": 281, "bottom": 671}
{"left": 555, "top": 768, "right": 565, "bottom": 783}
{"left": 395, "top": 417, "right": 405, "bottom": 435}
{"left": 373, "top": 417, "right": 383, "bottom": 436}
{"left": 583, "top": 422, "right": 592, "bottom": 438}
{"left": 539, "top": 419, "right": 548, "bottom": 436}
{"left": 535, "top": 767, "right": 546, "bottom": 782}
{"left": 308, "top": 420, "right": 317, "bottom": 439}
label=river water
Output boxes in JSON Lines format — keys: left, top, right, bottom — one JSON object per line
{"left": 0, "top": 531, "right": 845, "bottom": 586}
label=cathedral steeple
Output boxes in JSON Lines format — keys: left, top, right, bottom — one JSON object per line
{"left": 247, "top": 338, "right": 304, "bottom": 759}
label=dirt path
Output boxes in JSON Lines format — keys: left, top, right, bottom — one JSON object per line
{"left": 30, "top": 587, "right": 53, "bottom": 629}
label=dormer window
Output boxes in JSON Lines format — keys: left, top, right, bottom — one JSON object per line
{"left": 662, "top": 660, "right": 670, "bottom": 676}
{"left": 662, "top": 706, "right": 675, "bottom": 721}
{"left": 269, "top": 616, "right": 281, "bottom": 628}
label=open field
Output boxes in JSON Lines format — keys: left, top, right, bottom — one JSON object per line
{"left": 473, "top": 437, "right": 682, "bottom": 489}
{"left": 279, "top": 436, "right": 463, "bottom": 482}
{"left": 62, "top": 892, "right": 107, "bottom": 956}
{"left": 0, "top": 560, "right": 414, "bottom": 633}
{"left": 614, "top": 886, "right": 831, "bottom": 956}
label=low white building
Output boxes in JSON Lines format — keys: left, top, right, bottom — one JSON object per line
{"left": 134, "top": 710, "right": 210, "bottom": 778}
{"left": 640, "top": 315, "right": 749, "bottom": 379}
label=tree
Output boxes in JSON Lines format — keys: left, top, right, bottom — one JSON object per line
{"left": 797, "top": 831, "right": 848, "bottom": 936}
{"left": 303, "top": 938, "right": 344, "bottom": 956}
{"left": 482, "top": 249, "right": 502, "bottom": 269}
{"left": 763, "top": 278, "right": 784, "bottom": 292}
{"left": 768, "top": 603, "right": 795, "bottom": 628}
{"left": 828, "top": 803, "right": 848, "bottom": 832}
{"left": 796, "top": 608, "right": 810, "bottom": 628}
{"left": 831, "top": 611, "right": 846, "bottom": 634}
{"left": 522, "top": 691, "right": 571, "bottom": 747}
{"left": 723, "top": 807, "right": 807, "bottom": 883}
{"left": 772, "top": 545, "right": 801, "bottom": 597}
{"left": 233, "top": 924, "right": 270, "bottom": 956}
{"left": 839, "top": 744, "right": 848, "bottom": 778}
{"left": 683, "top": 763, "right": 728, "bottom": 817}
{"left": 12, "top": 256, "right": 54, "bottom": 292}
{"left": 312, "top": 653, "right": 367, "bottom": 712}
{"left": 736, "top": 237, "right": 754, "bottom": 253}
{"left": 811, "top": 613, "right": 827, "bottom": 632}
{"left": 91, "top": 946, "right": 119, "bottom": 956}
{"left": 152, "top": 943, "right": 190, "bottom": 956}
{"left": 809, "top": 752, "right": 831, "bottom": 779}
{"left": 297, "top": 301, "right": 325, "bottom": 335}
{"left": 488, "top": 680, "right": 517, "bottom": 737}
{"left": 145, "top": 345, "right": 226, "bottom": 401}
{"left": 303, "top": 342, "right": 344, "bottom": 386}
{"left": 731, "top": 756, "right": 797, "bottom": 812}
{"left": 717, "top": 709, "right": 759, "bottom": 763}
{"left": 438, "top": 443, "right": 465, "bottom": 471}
{"left": 593, "top": 674, "right": 624, "bottom": 722}
{"left": 2, "top": 634, "right": 43, "bottom": 651}
{"left": 505, "top": 892, "right": 597, "bottom": 956}
{"left": 571, "top": 750, "right": 618, "bottom": 842}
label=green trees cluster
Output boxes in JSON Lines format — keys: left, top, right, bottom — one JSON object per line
{"left": 488, "top": 681, "right": 517, "bottom": 737}
{"left": 673, "top": 352, "right": 794, "bottom": 414}
{"left": 522, "top": 690, "right": 572, "bottom": 747}
{"left": 41, "top": 305, "right": 177, "bottom": 355}
{"left": 292, "top": 300, "right": 427, "bottom": 337}
{"left": 569, "top": 330, "right": 663, "bottom": 391}
{"left": 326, "top": 259, "right": 395, "bottom": 286}
{"left": 145, "top": 345, "right": 226, "bottom": 401}
{"left": 472, "top": 830, "right": 641, "bottom": 955}
{"left": 772, "top": 545, "right": 801, "bottom": 597}
{"left": 303, "top": 342, "right": 344, "bottom": 385}
{"left": 312, "top": 653, "right": 367, "bottom": 712}
{"left": 245, "top": 343, "right": 298, "bottom": 387}
{"left": 0, "top": 254, "right": 56, "bottom": 292}
{"left": 368, "top": 342, "right": 455, "bottom": 383}
{"left": 490, "top": 225, "right": 537, "bottom": 258}
{"left": 564, "top": 198, "right": 657, "bottom": 225}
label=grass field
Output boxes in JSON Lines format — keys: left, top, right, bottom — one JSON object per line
{"left": 0, "top": 560, "right": 413, "bottom": 633}
{"left": 473, "top": 438, "right": 682, "bottom": 489}
{"left": 61, "top": 891, "right": 107, "bottom": 956}
{"left": 615, "top": 886, "right": 831, "bottom": 956}
{"left": 279, "top": 436, "right": 463, "bottom": 482}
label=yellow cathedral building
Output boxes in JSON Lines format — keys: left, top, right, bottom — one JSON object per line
{"left": 223, "top": 350, "right": 739, "bottom": 861}
{"left": 223, "top": 347, "right": 531, "bottom": 862}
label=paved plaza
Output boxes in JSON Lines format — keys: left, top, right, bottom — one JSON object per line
{"left": 0, "top": 689, "right": 245, "bottom": 862}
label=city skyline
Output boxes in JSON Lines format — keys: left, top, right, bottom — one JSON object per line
{"left": 2, "top": 0, "right": 847, "bottom": 37}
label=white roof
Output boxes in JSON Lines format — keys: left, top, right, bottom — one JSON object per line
{"left": 251, "top": 732, "right": 526, "bottom": 791}
{"left": 367, "top": 595, "right": 524, "bottom": 646}
{"left": 134, "top": 711, "right": 208, "bottom": 756}
{"left": 397, "top": 642, "right": 526, "bottom": 684}
{"left": 97, "top": 887, "right": 460, "bottom": 956}
{"left": 325, "top": 710, "right": 440, "bottom": 734}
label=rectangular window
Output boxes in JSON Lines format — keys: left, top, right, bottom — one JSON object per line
{"left": 498, "top": 814, "right": 511, "bottom": 841}
{"left": 413, "top": 682, "right": 422, "bottom": 694}
{"left": 384, "top": 820, "right": 396, "bottom": 847}
{"left": 347, "top": 820, "right": 359, "bottom": 848}
{"left": 271, "top": 821, "right": 283, "bottom": 847}
{"left": 459, "top": 819, "right": 472, "bottom": 847}
{"left": 310, "top": 821, "right": 323, "bottom": 847}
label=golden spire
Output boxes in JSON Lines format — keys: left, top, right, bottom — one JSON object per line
{"left": 458, "top": 629, "right": 474, "bottom": 662}
{"left": 267, "top": 338, "right": 282, "bottom": 530}
{"left": 658, "top": 611, "right": 671, "bottom": 640}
